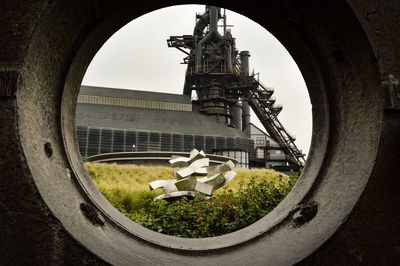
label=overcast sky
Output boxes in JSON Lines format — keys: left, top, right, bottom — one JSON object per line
{"left": 82, "top": 4, "right": 312, "bottom": 156}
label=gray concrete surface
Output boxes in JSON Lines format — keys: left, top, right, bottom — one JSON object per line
{"left": 0, "top": 0, "right": 399, "bottom": 265}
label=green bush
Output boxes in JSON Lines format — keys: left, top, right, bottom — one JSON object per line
{"left": 122, "top": 176, "right": 297, "bottom": 238}
{"left": 85, "top": 163, "right": 298, "bottom": 238}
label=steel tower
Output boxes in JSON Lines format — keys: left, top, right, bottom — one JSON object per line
{"left": 167, "top": 6, "right": 305, "bottom": 166}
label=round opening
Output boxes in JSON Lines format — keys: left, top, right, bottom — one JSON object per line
{"left": 12, "top": 0, "right": 383, "bottom": 264}
{"left": 43, "top": 2, "right": 381, "bottom": 263}
{"left": 63, "top": 3, "right": 326, "bottom": 254}
{"left": 71, "top": 4, "right": 312, "bottom": 241}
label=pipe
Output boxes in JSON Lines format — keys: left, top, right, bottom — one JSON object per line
{"left": 193, "top": 8, "right": 209, "bottom": 36}
{"left": 240, "top": 50, "right": 251, "bottom": 133}
{"left": 240, "top": 50, "right": 250, "bottom": 75}
{"left": 183, "top": 7, "right": 209, "bottom": 95}
{"left": 209, "top": 6, "right": 218, "bottom": 32}
{"left": 195, "top": 6, "right": 224, "bottom": 70}
{"left": 230, "top": 100, "right": 242, "bottom": 129}
{"left": 225, "top": 43, "right": 232, "bottom": 72}
{"left": 242, "top": 99, "right": 251, "bottom": 133}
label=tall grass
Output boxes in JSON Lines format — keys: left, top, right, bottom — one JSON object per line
{"left": 217, "top": 167, "right": 292, "bottom": 194}
{"left": 86, "top": 162, "right": 293, "bottom": 212}
{"left": 86, "top": 163, "right": 173, "bottom": 212}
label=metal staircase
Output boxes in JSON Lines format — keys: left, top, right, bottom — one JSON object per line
{"left": 167, "top": 6, "right": 306, "bottom": 168}
{"left": 246, "top": 82, "right": 306, "bottom": 166}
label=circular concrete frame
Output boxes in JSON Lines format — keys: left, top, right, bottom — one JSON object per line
{"left": 9, "top": 0, "right": 396, "bottom": 265}
{"left": 63, "top": 3, "right": 330, "bottom": 251}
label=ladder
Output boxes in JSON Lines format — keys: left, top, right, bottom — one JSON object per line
{"left": 246, "top": 82, "right": 306, "bottom": 166}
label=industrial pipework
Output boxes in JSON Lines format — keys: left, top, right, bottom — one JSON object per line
{"left": 167, "top": 6, "right": 306, "bottom": 166}
{"left": 168, "top": 6, "right": 256, "bottom": 124}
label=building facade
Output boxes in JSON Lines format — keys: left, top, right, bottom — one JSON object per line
{"left": 74, "top": 86, "right": 298, "bottom": 169}
{"left": 247, "top": 123, "right": 296, "bottom": 169}
{"left": 76, "top": 86, "right": 253, "bottom": 167}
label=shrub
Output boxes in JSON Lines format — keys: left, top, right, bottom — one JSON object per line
{"left": 125, "top": 176, "right": 297, "bottom": 238}
{"left": 85, "top": 163, "right": 298, "bottom": 238}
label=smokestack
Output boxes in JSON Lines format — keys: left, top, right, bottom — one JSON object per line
{"left": 209, "top": 6, "right": 219, "bottom": 32}
{"left": 240, "top": 50, "right": 250, "bottom": 76}
{"left": 230, "top": 100, "right": 242, "bottom": 129}
{"left": 242, "top": 99, "right": 250, "bottom": 133}
{"left": 240, "top": 51, "right": 251, "bottom": 133}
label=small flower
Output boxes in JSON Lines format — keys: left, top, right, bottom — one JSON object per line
{"left": 222, "top": 201, "right": 228, "bottom": 206}
{"left": 229, "top": 205, "right": 236, "bottom": 209}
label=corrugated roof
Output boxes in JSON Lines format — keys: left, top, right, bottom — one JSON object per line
{"left": 76, "top": 103, "right": 249, "bottom": 139}
{"left": 80, "top": 86, "right": 191, "bottom": 104}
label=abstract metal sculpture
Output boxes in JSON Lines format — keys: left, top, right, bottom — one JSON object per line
{"left": 149, "top": 149, "right": 236, "bottom": 200}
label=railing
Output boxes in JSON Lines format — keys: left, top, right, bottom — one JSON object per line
{"left": 86, "top": 151, "right": 238, "bottom": 165}
{"left": 247, "top": 81, "right": 306, "bottom": 166}
{"left": 186, "top": 65, "right": 239, "bottom": 76}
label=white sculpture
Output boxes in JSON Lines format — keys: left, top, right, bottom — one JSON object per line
{"left": 149, "top": 149, "right": 236, "bottom": 200}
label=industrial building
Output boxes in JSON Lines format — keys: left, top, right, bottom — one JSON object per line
{"left": 76, "top": 86, "right": 253, "bottom": 167}
{"left": 247, "top": 123, "right": 297, "bottom": 168}
{"left": 75, "top": 6, "right": 305, "bottom": 169}
{"left": 75, "top": 85, "right": 301, "bottom": 169}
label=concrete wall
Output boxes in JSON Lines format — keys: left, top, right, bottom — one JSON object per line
{"left": 0, "top": 1, "right": 399, "bottom": 265}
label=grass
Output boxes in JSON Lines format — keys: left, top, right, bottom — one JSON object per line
{"left": 86, "top": 162, "right": 291, "bottom": 208}
{"left": 218, "top": 167, "right": 293, "bottom": 194}
{"left": 85, "top": 162, "right": 298, "bottom": 237}
{"left": 86, "top": 163, "right": 173, "bottom": 212}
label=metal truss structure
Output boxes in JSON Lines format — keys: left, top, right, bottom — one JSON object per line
{"left": 167, "top": 6, "right": 305, "bottom": 166}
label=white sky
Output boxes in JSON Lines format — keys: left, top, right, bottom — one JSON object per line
{"left": 82, "top": 4, "right": 312, "bottom": 156}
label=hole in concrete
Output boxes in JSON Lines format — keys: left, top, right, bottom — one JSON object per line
{"left": 74, "top": 4, "right": 311, "bottom": 238}
{"left": 44, "top": 141, "right": 53, "bottom": 158}
{"left": 55, "top": 1, "right": 345, "bottom": 253}
{"left": 291, "top": 201, "right": 318, "bottom": 228}
{"left": 19, "top": 0, "right": 378, "bottom": 262}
